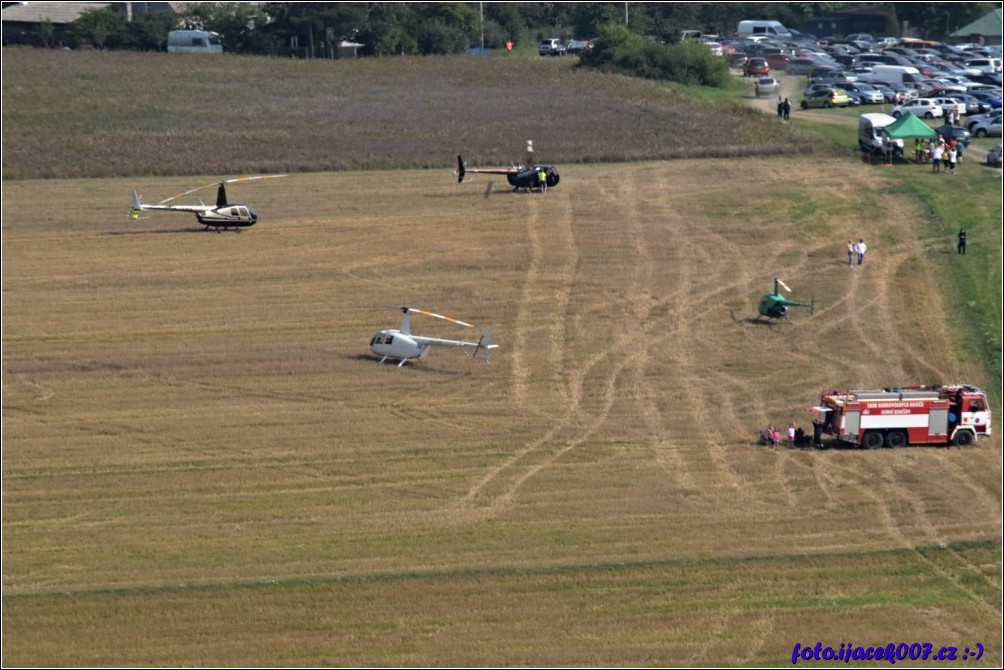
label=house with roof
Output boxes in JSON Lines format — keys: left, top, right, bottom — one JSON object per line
{"left": 950, "top": 7, "right": 1003, "bottom": 47}
{"left": 2, "top": 1, "right": 187, "bottom": 47}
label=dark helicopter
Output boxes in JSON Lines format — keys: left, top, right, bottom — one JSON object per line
{"left": 758, "top": 278, "right": 815, "bottom": 320}
{"left": 456, "top": 140, "right": 559, "bottom": 191}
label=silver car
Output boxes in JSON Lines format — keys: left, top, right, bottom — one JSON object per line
{"left": 841, "top": 82, "right": 884, "bottom": 104}
{"left": 755, "top": 76, "right": 780, "bottom": 98}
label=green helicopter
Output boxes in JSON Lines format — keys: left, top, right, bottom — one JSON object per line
{"left": 758, "top": 278, "right": 815, "bottom": 320}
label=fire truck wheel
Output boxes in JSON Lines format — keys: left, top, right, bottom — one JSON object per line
{"left": 952, "top": 430, "right": 974, "bottom": 447}
{"left": 862, "top": 431, "right": 884, "bottom": 449}
{"left": 885, "top": 430, "right": 907, "bottom": 448}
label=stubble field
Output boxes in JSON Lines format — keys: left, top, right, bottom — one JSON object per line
{"left": 2, "top": 158, "right": 1000, "bottom": 665}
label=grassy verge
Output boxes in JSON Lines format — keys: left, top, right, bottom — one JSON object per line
{"left": 782, "top": 98, "right": 1002, "bottom": 403}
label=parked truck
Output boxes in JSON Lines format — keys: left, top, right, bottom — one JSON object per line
{"left": 817, "top": 385, "right": 992, "bottom": 448}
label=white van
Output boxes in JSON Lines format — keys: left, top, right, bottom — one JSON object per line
{"left": 858, "top": 65, "right": 922, "bottom": 86}
{"left": 167, "top": 30, "right": 223, "bottom": 54}
{"left": 737, "top": 20, "right": 791, "bottom": 38}
{"left": 859, "top": 113, "right": 903, "bottom": 156}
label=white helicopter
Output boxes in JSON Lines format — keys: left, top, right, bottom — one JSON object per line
{"left": 370, "top": 307, "right": 498, "bottom": 366}
{"left": 129, "top": 175, "right": 286, "bottom": 232}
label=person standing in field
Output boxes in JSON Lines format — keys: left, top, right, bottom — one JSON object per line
{"left": 854, "top": 238, "right": 867, "bottom": 265}
{"left": 537, "top": 168, "right": 547, "bottom": 194}
{"left": 847, "top": 239, "right": 855, "bottom": 266}
{"left": 505, "top": 39, "right": 513, "bottom": 55}
{"left": 957, "top": 228, "right": 968, "bottom": 255}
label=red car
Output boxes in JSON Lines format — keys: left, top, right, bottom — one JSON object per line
{"left": 744, "top": 57, "right": 769, "bottom": 77}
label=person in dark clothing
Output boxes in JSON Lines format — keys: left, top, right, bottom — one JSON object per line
{"left": 812, "top": 418, "right": 824, "bottom": 448}
{"left": 782, "top": 98, "right": 791, "bottom": 120}
{"left": 957, "top": 228, "right": 968, "bottom": 255}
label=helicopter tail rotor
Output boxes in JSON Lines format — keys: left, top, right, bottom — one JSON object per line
{"left": 472, "top": 327, "right": 499, "bottom": 361}
{"left": 129, "top": 190, "right": 143, "bottom": 219}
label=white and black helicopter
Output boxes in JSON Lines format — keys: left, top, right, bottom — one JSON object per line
{"left": 370, "top": 307, "right": 498, "bottom": 366}
{"left": 129, "top": 175, "right": 286, "bottom": 232}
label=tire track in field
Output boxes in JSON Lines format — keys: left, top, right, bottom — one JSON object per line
{"left": 509, "top": 195, "right": 576, "bottom": 410}
{"left": 817, "top": 455, "right": 1000, "bottom": 615}
{"left": 461, "top": 168, "right": 658, "bottom": 510}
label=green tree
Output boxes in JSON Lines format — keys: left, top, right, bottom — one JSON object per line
{"left": 580, "top": 21, "right": 728, "bottom": 87}
{"left": 356, "top": 3, "right": 417, "bottom": 55}
{"left": 69, "top": 7, "right": 128, "bottom": 49}
{"left": 127, "top": 12, "right": 178, "bottom": 51}
{"left": 485, "top": 2, "right": 524, "bottom": 45}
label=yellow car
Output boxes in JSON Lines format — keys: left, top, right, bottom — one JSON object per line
{"left": 800, "top": 87, "right": 851, "bottom": 109}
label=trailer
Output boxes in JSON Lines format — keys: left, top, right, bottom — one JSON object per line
{"left": 818, "top": 385, "right": 991, "bottom": 448}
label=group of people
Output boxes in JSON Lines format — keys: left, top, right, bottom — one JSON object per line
{"left": 846, "top": 238, "right": 867, "bottom": 266}
{"left": 776, "top": 96, "right": 791, "bottom": 121}
{"left": 919, "top": 135, "right": 963, "bottom": 174}
{"left": 759, "top": 422, "right": 822, "bottom": 448}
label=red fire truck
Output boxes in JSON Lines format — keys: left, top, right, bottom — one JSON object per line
{"left": 817, "top": 385, "right": 992, "bottom": 448}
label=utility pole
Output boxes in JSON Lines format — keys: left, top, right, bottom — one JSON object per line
{"left": 625, "top": 2, "right": 628, "bottom": 26}
{"left": 480, "top": 1, "right": 485, "bottom": 51}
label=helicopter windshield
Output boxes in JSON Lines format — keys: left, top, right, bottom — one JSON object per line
{"left": 246, "top": 205, "right": 257, "bottom": 220}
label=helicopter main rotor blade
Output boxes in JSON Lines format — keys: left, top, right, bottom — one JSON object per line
{"left": 223, "top": 174, "right": 288, "bottom": 185}
{"left": 157, "top": 181, "right": 220, "bottom": 205}
{"left": 776, "top": 278, "right": 792, "bottom": 293}
{"left": 156, "top": 174, "right": 288, "bottom": 205}
{"left": 405, "top": 307, "right": 474, "bottom": 328}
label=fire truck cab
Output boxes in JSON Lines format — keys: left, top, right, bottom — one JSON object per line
{"left": 819, "top": 385, "right": 991, "bottom": 448}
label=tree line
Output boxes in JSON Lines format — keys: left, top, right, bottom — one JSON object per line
{"left": 57, "top": 2, "right": 996, "bottom": 56}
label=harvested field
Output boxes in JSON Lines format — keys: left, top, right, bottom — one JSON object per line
{"left": 2, "top": 161, "right": 1000, "bottom": 665}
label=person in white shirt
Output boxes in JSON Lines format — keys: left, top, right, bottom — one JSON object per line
{"left": 854, "top": 238, "right": 867, "bottom": 265}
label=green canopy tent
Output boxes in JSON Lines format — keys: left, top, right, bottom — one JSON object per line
{"left": 877, "top": 111, "right": 936, "bottom": 164}
{"left": 883, "top": 111, "right": 937, "bottom": 140}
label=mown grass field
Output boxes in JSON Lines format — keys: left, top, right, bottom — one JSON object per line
{"left": 3, "top": 49, "right": 1002, "bottom": 666}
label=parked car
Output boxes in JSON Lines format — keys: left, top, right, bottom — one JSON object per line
{"left": 565, "top": 39, "right": 592, "bottom": 55}
{"left": 765, "top": 52, "right": 790, "bottom": 70}
{"left": 801, "top": 87, "right": 851, "bottom": 109}
{"left": 840, "top": 82, "right": 884, "bottom": 104}
{"left": 970, "top": 116, "right": 1003, "bottom": 138}
{"left": 966, "top": 108, "right": 1002, "bottom": 131}
{"left": 891, "top": 98, "right": 943, "bottom": 119}
{"left": 785, "top": 57, "right": 818, "bottom": 75}
{"left": 987, "top": 144, "right": 1003, "bottom": 167}
{"left": 968, "top": 90, "right": 1002, "bottom": 110}
{"left": 922, "top": 97, "right": 967, "bottom": 118}
{"left": 953, "top": 93, "right": 987, "bottom": 115}
{"left": 731, "top": 52, "right": 749, "bottom": 69}
{"left": 755, "top": 76, "right": 780, "bottom": 98}
{"left": 744, "top": 57, "right": 769, "bottom": 77}
{"left": 962, "top": 58, "right": 1002, "bottom": 76}
{"left": 538, "top": 38, "right": 565, "bottom": 56}
{"left": 935, "top": 124, "right": 972, "bottom": 146}
{"left": 702, "top": 39, "right": 724, "bottom": 56}
{"left": 809, "top": 68, "right": 855, "bottom": 84}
